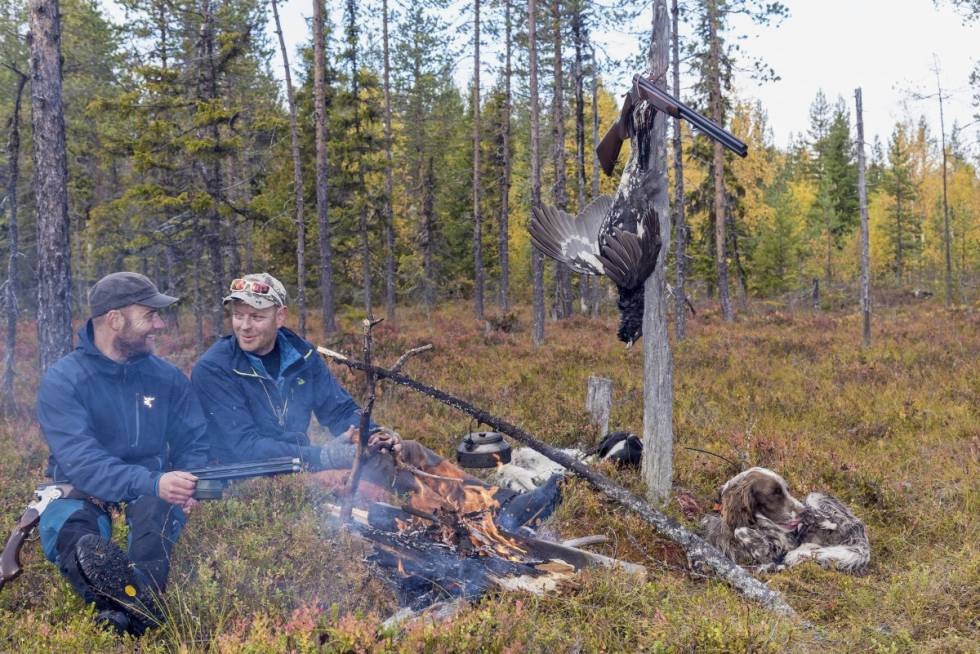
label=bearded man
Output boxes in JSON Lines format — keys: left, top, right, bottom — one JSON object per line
{"left": 35, "top": 272, "right": 209, "bottom": 635}
{"left": 192, "top": 273, "right": 561, "bottom": 531}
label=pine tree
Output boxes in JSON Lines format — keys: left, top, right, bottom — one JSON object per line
{"left": 29, "top": 0, "right": 73, "bottom": 371}
{"left": 685, "top": 0, "right": 787, "bottom": 320}
{"left": 750, "top": 169, "right": 805, "bottom": 295}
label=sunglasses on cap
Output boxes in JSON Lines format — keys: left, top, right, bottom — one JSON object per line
{"left": 229, "top": 278, "right": 274, "bottom": 296}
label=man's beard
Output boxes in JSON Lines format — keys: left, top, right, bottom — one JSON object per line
{"left": 115, "top": 319, "right": 154, "bottom": 359}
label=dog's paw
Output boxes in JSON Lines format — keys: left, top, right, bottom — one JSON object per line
{"left": 783, "top": 543, "right": 820, "bottom": 567}
{"left": 751, "top": 562, "right": 786, "bottom": 574}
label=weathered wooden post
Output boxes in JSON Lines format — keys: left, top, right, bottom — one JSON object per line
{"left": 639, "top": 0, "right": 674, "bottom": 505}
{"left": 585, "top": 376, "right": 613, "bottom": 442}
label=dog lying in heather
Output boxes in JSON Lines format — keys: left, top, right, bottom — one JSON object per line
{"left": 700, "top": 467, "right": 871, "bottom": 574}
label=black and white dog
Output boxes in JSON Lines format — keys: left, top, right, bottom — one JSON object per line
{"left": 494, "top": 432, "right": 643, "bottom": 492}
{"left": 701, "top": 467, "right": 871, "bottom": 574}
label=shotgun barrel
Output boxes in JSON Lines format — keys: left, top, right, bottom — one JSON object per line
{"left": 188, "top": 457, "right": 303, "bottom": 499}
{"left": 633, "top": 75, "right": 748, "bottom": 158}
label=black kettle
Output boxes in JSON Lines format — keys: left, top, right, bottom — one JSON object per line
{"left": 456, "top": 431, "right": 512, "bottom": 468}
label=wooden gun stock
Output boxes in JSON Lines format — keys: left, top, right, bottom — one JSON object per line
{"left": 596, "top": 92, "right": 636, "bottom": 176}
{"left": 0, "top": 507, "right": 39, "bottom": 590}
{"left": 1, "top": 483, "right": 80, "bottom": 593}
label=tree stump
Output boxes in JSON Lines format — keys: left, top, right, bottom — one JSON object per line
{"left": 585, "top": 376, "right": 613, "bottom": 442}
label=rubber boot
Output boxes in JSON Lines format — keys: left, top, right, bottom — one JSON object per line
{"left": 74, "top": 534, "right": 161, "bottom": 635}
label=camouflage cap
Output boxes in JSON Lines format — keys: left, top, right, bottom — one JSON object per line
{"left": 223, "top": 272, "right": 288, "bottom": 309}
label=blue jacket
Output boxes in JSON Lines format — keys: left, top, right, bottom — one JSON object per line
{"left": 191, "top": 328, "right": 368, "bottom": 464}
{"left": 36, "top": 322, "right": 209, "bottom": 503}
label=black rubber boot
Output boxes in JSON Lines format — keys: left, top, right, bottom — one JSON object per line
{"left": 74, "top": 534, "right": 161, "bottom": 635}
{"left": 494, "top": 474, "right": 563, "bottom": 532}
{"left": 94, "top": 609, "right": 132, "bottom": 635}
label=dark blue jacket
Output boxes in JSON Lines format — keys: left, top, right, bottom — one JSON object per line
{"left": 36, "top": 322, "right": 209, "bottom": 503}
{"left": 191, "top": 328, "right": 368, "bottom": 464}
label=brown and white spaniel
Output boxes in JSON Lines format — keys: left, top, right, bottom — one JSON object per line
{"left": 701, "top": 467, "right": 870, "bottom": 574}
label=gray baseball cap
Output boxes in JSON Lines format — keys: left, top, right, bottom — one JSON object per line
{"left": 89, "top": 272, "right": 179, "bottom": 317}
{"left": 223, "top": 273, "right": 288, "bottom": 309}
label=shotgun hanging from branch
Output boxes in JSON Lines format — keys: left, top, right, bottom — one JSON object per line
{"left": 318, "top": 347, "right": 797, "bottom": 617}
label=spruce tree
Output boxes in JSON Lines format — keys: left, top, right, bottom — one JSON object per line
{"left": 882, "top": 122, "right": 921, "bottom": 285}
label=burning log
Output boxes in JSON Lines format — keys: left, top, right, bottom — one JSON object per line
{"left": 318, "top": 347, "right": 797, "bottom": 618}
{"left": 323, "top": 500, "right": 601, "bottom": 610}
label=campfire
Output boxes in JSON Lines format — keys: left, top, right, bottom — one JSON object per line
{"left": 317, "top": 326, "right": 646, "bottom": 613}
{"left": 326, "top": 461, "right": 643, "bottom": 611}
{"left": 397, "top": 460, "right": 526, "bottom": 560}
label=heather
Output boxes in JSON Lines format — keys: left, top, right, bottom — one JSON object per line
{"left": 1, "top": 296, "right": 976, "bottom": 652}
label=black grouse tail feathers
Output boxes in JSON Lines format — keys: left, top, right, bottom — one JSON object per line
{"left": 530, "top": 195, "right": 661, "bottom": 345}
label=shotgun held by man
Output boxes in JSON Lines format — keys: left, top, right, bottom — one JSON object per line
{"left": 0, "top": 457, "right": 301, "bottom": 591}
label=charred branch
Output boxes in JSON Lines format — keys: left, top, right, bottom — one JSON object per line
{"left": 340, "top": 318, "right": 383, "bottom": 522}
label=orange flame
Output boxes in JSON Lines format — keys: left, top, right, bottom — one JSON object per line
{"left": 398, "top": 461, "right": 526, "bottom": 560}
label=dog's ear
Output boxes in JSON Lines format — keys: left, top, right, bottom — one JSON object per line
{"left": 722, "top": 476, "right": 757, "bottom": 530}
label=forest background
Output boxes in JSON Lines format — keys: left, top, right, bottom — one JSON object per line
{"left": 0, "top": 0, "right": 978, "bottom": 650}
{"left": 1, "top": 0, "right": 978, "bottom": 358}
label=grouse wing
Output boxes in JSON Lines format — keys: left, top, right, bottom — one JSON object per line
{"left": 597, "top": 207, "right": 661, "bottom": 290}
{"left": 529, "top": 195, "right": 614, "bottom": 276}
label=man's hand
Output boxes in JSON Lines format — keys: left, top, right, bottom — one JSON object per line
{"left": 368, "top": 427, "right": 402, "bottom": 456}
{"left": 158, "top": 471, "right": 198, "bottom": 506}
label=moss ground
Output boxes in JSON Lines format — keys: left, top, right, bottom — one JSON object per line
{"left": 0, "top": 298, "right": 976, "bottom": 652}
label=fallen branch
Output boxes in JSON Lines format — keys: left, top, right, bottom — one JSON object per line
{"left": 318, "top": 346, "right": 797, "bottom": 617}
{"left": 391, "top": 344, "right": 433, "bottom": 373}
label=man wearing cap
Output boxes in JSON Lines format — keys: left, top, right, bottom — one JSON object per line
{"left": 35, "top": 272, "right": 209, "bottom": 635}
{"left": 192, "top": 273, "right": 562, "bottom": 530}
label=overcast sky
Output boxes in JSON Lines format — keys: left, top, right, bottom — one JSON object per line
{"left": 260, "top": 0, "right": 977, "bottom": 154}
{"left": 723, "top": 0, "right": 978, "bottom": 150}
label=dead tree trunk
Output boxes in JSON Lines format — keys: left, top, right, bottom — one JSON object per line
{"left": 529, "top": 0, "right": 544, "bottom": 345}
{"left": 421, "top": 156, "right": 436, "bottom": 309}
{"left": 28, "top": 0, "right": 73, "bottom": 372}
{"left": 318, "top": 349, "right": 797, "bottom": 617}
{"left": 638, "top": 0, "right": 674, "bottom": 505}
{"left": 572, "top": 9, "right": 587, "bottom": 314}
{"left": 313, "top": 0, "right": 336, "bottom": 335}
{"left": 589, "top": 45, "right": 601, "bottom": 317}
{"left": 855, "top": 88, "right": 871, "bottom": 346}
{"left": 707, "top": 0, "right": 732, "bottom": 322}
{"left": 344, "top": 0, "right": 371, "bottom": 319}
{"left": 271, "top": 0, "right": 306, "bottom": 335}
{"left": 472, "top": 0, "right": 484, "bottom": 321}
{"left": 382, "top": 0, "right": 396, "bottom": 321}
{"left": 550, "top": 0, "right": 572, "bottom": 320}
{"left": 199, "top": 0, "right": 226, "bottom": 338}
{"left": 933, "top": 67, "right": 953, "bottom": 307}
{"left": 670, "top": 0, "right": 687, "bottom": 340}
{"left": 2, "top": 68, "right": 27, "bottom": 412}
{"left": 497, "top": 0, "right": 512, "bottom": 312}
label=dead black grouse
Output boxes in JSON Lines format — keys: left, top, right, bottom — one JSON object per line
{"left": 530, "top": 195, "right": 661, "bottom": 345}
